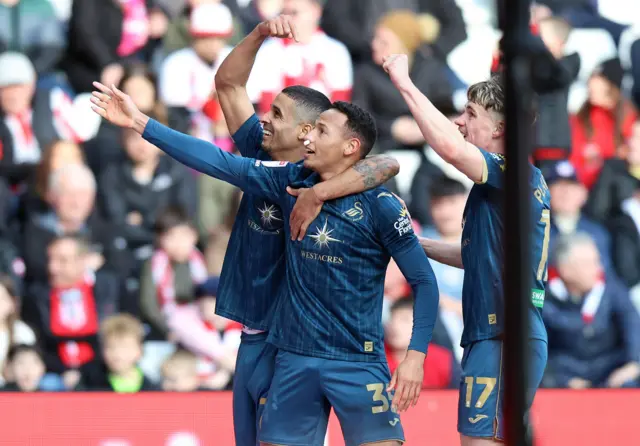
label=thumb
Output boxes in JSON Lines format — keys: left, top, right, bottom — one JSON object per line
{"left": 387, "top": 370, "right": 398, "bottom": 392}
{"left": 287, "top": 186, "right": 300, "bottom": 197}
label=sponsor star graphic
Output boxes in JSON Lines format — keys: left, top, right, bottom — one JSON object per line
{"left": 258, "top": 203, "right": 282, "bottom": 226}
{"left": 309, "top": 219, "right": 341, "bottom": 249}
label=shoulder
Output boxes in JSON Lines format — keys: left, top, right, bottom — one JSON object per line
{"left": 317, "top": 32, "right": 349, "bottom": 52}
{"left": 363, "top": 187, "right": 405, "bottom": 215}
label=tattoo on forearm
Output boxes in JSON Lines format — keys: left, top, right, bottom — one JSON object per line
{"left": 353, "top": 156, "right": 399, "bottom": 189}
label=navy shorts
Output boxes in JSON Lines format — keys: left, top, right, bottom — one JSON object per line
{"left": 457, "top": 338, "right": 548, "bottom": 441}
{"left": 259, "top": 350, "right": 405, "bottom": 446}
{"left": 232, "top": 332, "right": 277, "bottom": 446}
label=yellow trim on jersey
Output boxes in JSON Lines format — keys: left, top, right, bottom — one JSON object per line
{"left": 476, "top": 156, "right": 489, "bottom": 185}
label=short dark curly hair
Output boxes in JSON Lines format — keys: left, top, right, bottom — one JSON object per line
{"left": 330, "top": 101, "right": 377, "bottom": 158}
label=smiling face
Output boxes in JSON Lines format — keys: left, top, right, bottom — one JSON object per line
{"left": 260, "top": 93, "right": 307, "bottom": 156}
{"left": 303, "top": 109, "right": 358, "bottom": 173}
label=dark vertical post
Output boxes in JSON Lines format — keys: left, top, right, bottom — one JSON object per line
{"left": 498, "top": 0, "right": 534, "bottom": 445}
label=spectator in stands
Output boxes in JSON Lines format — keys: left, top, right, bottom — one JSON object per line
{"left": 547, "top": 161, "right": 614, "bottom": 273}
{"left": 0, "top": 0, "right": 66, "bottom": 75}
{"left": 385, "top": 297, "right": 457, "bottom": 389}
{"left": 78, "top": 314, "right": 159, "bottom": 392}
{"left": 0, "top": 239, "right": 25, "bottom": 297}
{"left": 22, "top": 164, "right": 129, "bottom": 285}
{"left": 543, "top": 234, "right": 640, "bottom": 389}
{"left": 23, "top": 235, "right": 119, "bottom": 389}
{"left": 197, "top": 175, "right": 238, "bottom": 243}
{"left": 160, "top": 2, "right": 234, "bottom": 145}
{"left": 609, "top": 177, "right": 640, "bottom": 294}
{"left": 164, "top": 0, "right": 245, "bottom": 54}
{"left": 421, "top": 177, "right": 466, "bottom": 361}
{"left": 139, "top": 206, "right": 207, "bottom": 339}
{"left": 321, "top": 0, "right": 466, "bottom": 65}
{"left": 353, "top": 9, "right": 455, "bottom": 224}
{"left": 586, "top": 119, "right": 640, "bottom": 224}
{"left": 167, "top": 277, "right": 239, "bottom": 390}
{"left": 160, "top": 348, "right": 201, "bottom": 392}
{"left": 85, "top": 63, "right": 166, "bottom": 174}
{"left": 62, "top": 0, "right": 162, "bottom": 93}
{"left": 0, "top": 52, "right": 96, "bottom": 186}
{"left": 1, "top": 344, "right": 65, "bottom": 392}
{"left": 249, "top": 0, "right": 353, "bottom": 115}
{"left": 531, "top": 16, "right": 581, "bottom": 169}
{"left": 97, "top": 126, "right": 197, "bottom": 282}
{"left": 353, "top": 9, "right": 454, "bottom": 155}
{"left": 0, "top": 275, "right": 35, "bottom": 386}
{"left": 570, "top": 58, "right": 637, "bottom": 188}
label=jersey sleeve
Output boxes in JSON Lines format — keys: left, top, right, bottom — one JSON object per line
{"left": 143, "top": 119, "right": 294, "bottom": 203}
{"left": 477, "top": 148, "right": 506, "bottom": 189}
{"left": 232, "top": 114, "right": 263, "bottom": 158}
{"left": 373, "top": 193, "right": 440, "bottom": 354}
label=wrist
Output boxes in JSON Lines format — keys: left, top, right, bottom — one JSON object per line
{"left": 311, "top": 183, "right": 328, "bottom": 203}
{"left": 406, "top": 349, "right": 427, "bottom": 361}
{"left": 132, "top": 111, "right": 150, "bottom": 133}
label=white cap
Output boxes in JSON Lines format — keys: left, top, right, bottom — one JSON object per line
{"left": 0, "top": 52, "right": 36, "bottom": 87}
{"left": 189, "top": 3, "right": 233, "bottom": 38}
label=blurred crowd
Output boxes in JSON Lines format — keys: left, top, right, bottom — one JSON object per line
{"left": 0, "top": 0, "right": 639, "bottom": 393}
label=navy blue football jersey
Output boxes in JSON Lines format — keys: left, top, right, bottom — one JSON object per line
{"left": 459, "top": 148, "right": 549, "bottom": 346}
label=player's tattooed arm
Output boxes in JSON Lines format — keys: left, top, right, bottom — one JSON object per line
{"left": 419, "top": 237, "right": 464, "bottom": 269}
{"left": 287, "top": 155, "right": 399, "bottom": 240}
{"left": 313, "top": 154, "right": 400, "bottom": 201}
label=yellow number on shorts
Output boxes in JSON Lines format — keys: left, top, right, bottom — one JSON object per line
{"left": 537, "top": 209, "right": 551, "bottom": 281}
{"left": 366, "top": 383, "right": 390, "bottom": 414}
{"left": 464, "top": 377, "right": 497, "bottom": 409}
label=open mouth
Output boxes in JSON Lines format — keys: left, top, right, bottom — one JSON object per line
{"left": 263, "top": 129, "right": 273, "bottom": 138}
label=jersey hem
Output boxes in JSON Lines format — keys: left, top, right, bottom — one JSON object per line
{"left": 214, "top": 308, "right": 269, "bottom": 332}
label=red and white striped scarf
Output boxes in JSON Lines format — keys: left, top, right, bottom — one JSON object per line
{"left": 548, "top": 274, "right": 605, "bottom": 324}
{"left": 150, "top": 249, "right": 208, "bottom": 312}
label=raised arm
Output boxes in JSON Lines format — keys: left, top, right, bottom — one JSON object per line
{"left": 375, "top": 194, "right": 439, "bottom": 412}
{"left": 90, "top": 82, "right": 291, "bottom": 204}
{"left": 419, "top": 237, "right": 463, "bottom": 269}
{"left": 215, "top": 15, "right": 298, "bottom": 142}
{"left": 383, "top": 54, "right": 485, "bottom": 183}
{"left": 287, "top": 155, "right": 400, "bottom": 240}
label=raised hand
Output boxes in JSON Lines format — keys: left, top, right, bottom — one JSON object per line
{"left": 257, "top": 14, "right": 299, "bottom": 41}
{"left": 90, "top": 81, "right": 140, "bottom": 129}
{"left": 382, "top": 54, "right": 412, "bottom": 89}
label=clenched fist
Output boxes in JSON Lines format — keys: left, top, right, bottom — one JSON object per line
{"left": 383, "top": 54, "right": 412, "bottom": 89}
{"left": 257, "top": 14, "right": 298, "bottom": 41}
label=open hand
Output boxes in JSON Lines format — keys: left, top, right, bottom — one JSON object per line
{"left": 257, "top": 14, "right": 298, "bottom": 41}
{"left": 383, "top": 54, "right": 412, "bottom": 89}
{"left": 90, "top": 81, "right": 140, "bottom": 129}
{"left": 287, "top": 186, "right": 323, "bottom": 241}
{"left": 388, "top": 350, "right": 425, "bottom": 412}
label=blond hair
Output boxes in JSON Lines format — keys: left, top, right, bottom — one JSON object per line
{"left": 467, "top": 75, "right": 505, "bottom": 116}
{"left": 100, "top": 314, "right": 145, "bottom": 344}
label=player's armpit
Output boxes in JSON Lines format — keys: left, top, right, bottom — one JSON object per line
{"left": 312, "top": 155, "right": 400, "bottom": 201}
{"left": 447, "top": 142, "right": 486, "bottom": 184}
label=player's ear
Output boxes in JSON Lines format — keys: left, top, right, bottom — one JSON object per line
{"left": 493, "top": 119, "right": 505, "bottom": 139}
{"left": 297, "top": 123, "right": 313, "bottom": 140}
{"left": 344, "top": 138, "right": 360, "bottom": 157}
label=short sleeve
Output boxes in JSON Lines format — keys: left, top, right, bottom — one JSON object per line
{"left": 477, "top": 148, "right": 506, "bottom": 189}
{"left": 232, "top": 114, "right": 264, "bottom": 158}
{"left": 372, "top": 192, "right": 417, "bottom": 256}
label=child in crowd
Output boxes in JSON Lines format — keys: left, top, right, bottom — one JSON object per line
{"left": 1, "top": 345, "right": 65, "bottom": 392}
{"left": 167, "top": 277, "right": 240, "bottom": 390}
{"left": 0, "top": 276, "right": 36, "bottom": 386}
{"left": 139, "top": 206, "right": 208, "bottom": 339}
{"left": 161, "top": 349, "right": 201, "bottom": 392}
{"left": 78, "top": 314, "right": 158, "bottom": 392}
